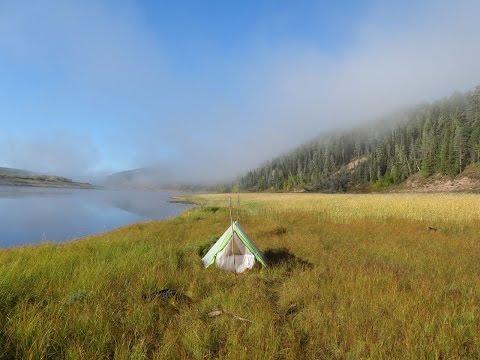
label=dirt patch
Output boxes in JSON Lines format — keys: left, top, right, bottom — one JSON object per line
{"left": 346, "top": 156, "right": 368, "bottom": 171}
{"left": 404, "top": 175, "right": 480, "bottom": 192}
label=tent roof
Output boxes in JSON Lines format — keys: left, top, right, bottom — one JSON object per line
{"left": 201, "top": 221, "right": 267, "bottom": 268}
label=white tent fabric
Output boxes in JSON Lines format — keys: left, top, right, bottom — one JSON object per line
{"left": 215, "top": 232, "right": 255, "bottom": 273}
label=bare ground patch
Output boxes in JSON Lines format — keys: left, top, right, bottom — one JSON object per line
{"left": 403, "top": 175, "right": 480, "bottom": 192}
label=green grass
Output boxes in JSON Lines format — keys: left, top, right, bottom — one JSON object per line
{"left": 1, "top": 193, "right": 480, "bottom": 359}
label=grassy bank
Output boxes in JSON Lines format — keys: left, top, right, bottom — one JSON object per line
{"left": 1, "top": 193, "right": 480, "bottom": 359}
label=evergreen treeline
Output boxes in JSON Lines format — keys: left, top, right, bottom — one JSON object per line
{"left": 238, "top": 86, "right": 480, "bottom": 192}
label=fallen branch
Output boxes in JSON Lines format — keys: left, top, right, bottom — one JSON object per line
{"left": 231, "top": 314, "right": 254, "bottom": 323}
{"left": 207, "top": 309, "right": 254, "bottom": 323}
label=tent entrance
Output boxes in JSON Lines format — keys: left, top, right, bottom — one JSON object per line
{"left": 215, "top": 232, "right": 255, "bottom": 273}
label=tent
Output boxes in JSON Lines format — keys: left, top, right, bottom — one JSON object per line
{"left": 201, "top": 221, "right": 267, "bottom": 273}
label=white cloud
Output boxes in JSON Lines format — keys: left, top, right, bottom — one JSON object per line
{"left": 223, "top": 0, "right": 480, "bottom": 172}
{"left": 1, "top": 0, "right": 479, "bottom": 182}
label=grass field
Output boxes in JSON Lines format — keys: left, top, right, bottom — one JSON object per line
{"left": 1, "top": 193, "right": 480, "bottom": 359}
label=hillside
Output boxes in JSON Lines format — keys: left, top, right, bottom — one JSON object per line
{"left": 238, "top": 86, "right": 480, "bottom": 192}
{"left": 104, "top": 166, "right": 167, "bottom": 190}
{"left": 0, "top": 167, "right": 36, "bottom": 177}
{"left": 104, "top": 166, "right": 196, "bottom": 191}
{"left": 104, "top": 166, "right": 213, "bottom": 192}
{"left": 0, "top": 167, "right": 95, "bottom": 189}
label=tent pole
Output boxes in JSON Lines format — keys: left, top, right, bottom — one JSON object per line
{"left": 229, "top": 197, "right": 237, "bottom": 272}
{"left": 236, "top": 195, "right": 240, "bottom": 222}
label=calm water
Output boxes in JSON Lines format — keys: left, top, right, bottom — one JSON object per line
{"left": 0, "top": 186, "right": 191, "bottom": 247}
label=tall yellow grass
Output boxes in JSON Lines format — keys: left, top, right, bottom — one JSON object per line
{"left": 197, "top": 192, "right": 480, "bottom": 224}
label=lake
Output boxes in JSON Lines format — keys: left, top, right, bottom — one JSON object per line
{"left": 0, "top": 186, "right": 191, "bottom": 247}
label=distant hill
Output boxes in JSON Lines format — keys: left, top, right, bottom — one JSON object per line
{"left": 238, "top": 86, "right": 480, "bottom": 192}
{"left": 104, "top": 166, "right": 169, "bottom": 190}
{"left": 0, "top": 167, "right": 95, "bottom": 189}
{"left": 104, "top": 166, "right": 215, "bottom": 192}
{"left": 0, "top": 167, "right": 36, "bottom": 177}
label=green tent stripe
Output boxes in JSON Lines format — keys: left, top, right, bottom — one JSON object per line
{"left": 234, "top": 223, "right": 268, "bottom": 266}
{"left": 202, "top": 226, "right": 233, "bottom": 267}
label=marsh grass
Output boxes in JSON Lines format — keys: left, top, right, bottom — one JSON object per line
{"left": 1, "top": 193, "right": 480, "bottom": 358}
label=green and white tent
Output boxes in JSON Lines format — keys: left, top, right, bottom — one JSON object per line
{"left": 202, "top": 221, "right": 267, "bottom": 273}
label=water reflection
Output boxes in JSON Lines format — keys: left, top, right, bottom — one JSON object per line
{"left": 0, "top": 186, "right": 190, "bottom": 247}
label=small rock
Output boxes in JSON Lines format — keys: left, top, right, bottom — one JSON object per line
{"left": 207, "top": 310, "right": 223, "bottom": 317}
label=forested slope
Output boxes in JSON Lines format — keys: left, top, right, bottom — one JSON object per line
{"left": 239, "top": 86, "right": 480, "bottom": 192}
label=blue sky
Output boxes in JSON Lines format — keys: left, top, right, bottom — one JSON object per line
{"left": 1, "top": 0, "right": 479, "bottom": 180}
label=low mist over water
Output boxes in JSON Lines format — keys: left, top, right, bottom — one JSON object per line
{"left": 0, "top": 186, "right": 190, "bottom": 247}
